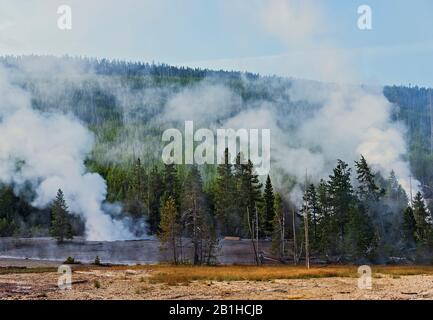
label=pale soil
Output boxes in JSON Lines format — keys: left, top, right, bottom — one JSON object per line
{"left": 1, "top": 261, "right": 433, "bottom": 300}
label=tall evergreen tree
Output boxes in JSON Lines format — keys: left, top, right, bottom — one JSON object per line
{"left": 355, "top": 155, "right": 382, "bottom": 202}
{"left": 271, "top": 194, "right": 285, "bottom": 258}
{"left": 327, "top": 160, "right": 354, "bottom": 252}
{"left": 412, "top": 192, "right": 432, "bottom": 245}
{"left": 163, "top": 163, "right": 180, "bottom": 208}
{"left": 50, "top": 189, "right": 73, "bottom": 243}
{"left": 147, "top": 165, "right": 164, "bottom": 234}
{"left": 302, "top": 184, "right": 320, "bottom": 249}
{"left": 127, "top": 158, "right": 147, "bottom": 217}
{"left": 234, "top": 154, "right": 262, "bottom": 263}
{"left": 355, "top": 155, "right": 385, "bottom": 243}
{"left": 316, "top": 179, "right": 333, "bottom": 255}
{"left": 181, "top": 166, "right": 209, "bottom": 265}
{"left": 402, "top": 206, "right": 417, "bottom": 245}
{"left": 387, "top": 170, "right": 408, "bottom": 202}
{"left": 158, "top": 196, "right": 180, "bottom": 264}
{"left": 345, "top": 204, "right": 376, "bottom": 260}
{"left": 214, "top": 148, "right": 237, "bottom": 235}
{"left": 241, "top": 159, "right": 263, "bottom": 237}
{"left": 234, "top": 153, "right": 262, "bottom": 237}
{"left": 263, "top": 175, "right": 275, "bottom": 236}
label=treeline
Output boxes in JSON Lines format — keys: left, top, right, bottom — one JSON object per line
{"left": 1, "top": 148, "right": 433, "bottom": 264}
{"left": 299, "top": 156, "right": 433, "bottom": 263}
{"left": 384, "top": 85, "right": 433, "bottom": 200}
{"left": 0, "top": 55, "right": 260, "bottom": 81}
{"left": 96, "top": 151, "right": 433, "bottom": 264}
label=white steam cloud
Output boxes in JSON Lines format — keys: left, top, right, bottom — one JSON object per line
{"left": 220, "top": 84, "right": 417, "bottom": 206}
{"left": 0, "top": 67, "right": 134, "bottom": 241}
{"left": 258, "top": 0, "right": 419, "bottom": 203}
{"left": 171, "top": 0, "right": 419, "bottom": 205}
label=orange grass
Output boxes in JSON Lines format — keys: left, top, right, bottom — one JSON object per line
{"left": 372, "top": 265, "right": 433, "bottom": 276}
{"left": 133, "top": 264, "right": 433, "bottom": 285}
{"left": 5, "top": 263, "right": 433, "bottom": 283}
{"left": 145, "top": 265, "right": 358, "bottom": 285}
{"left": 53, "top": 264, "right": 433, "bottom": 285}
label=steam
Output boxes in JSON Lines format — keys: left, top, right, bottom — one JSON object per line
{"left": 229, "top": 0, "right": 419, "bottom": 203}
{"left": 162, "top": 82, "right": 241, "bottom": 125}
{"left": 0, "top": 67, "right": 134, "bottom": 241}
{"left": 154, "top": 0, "right": 420, "bottom": 204}
{"left": 0, "top": 0, "right": 419, "bottom": 229}
{"left": 222, "top": 84, "right": 417, "bottom": 206}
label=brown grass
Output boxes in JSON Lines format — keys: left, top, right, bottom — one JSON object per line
{"left": 134, "top": 264, "right": 433, "bottom": 285}
{"left": 0, "top": 266, "right": 56, "bottom": 275}
{"left": 145, "top": 265, "right": 358, "bottom": 285}
{"left": 4, "top": 263, "right": 433, "bottom": 285}
{"left": 373, "top": 265, "right": 433, "bottom": 276}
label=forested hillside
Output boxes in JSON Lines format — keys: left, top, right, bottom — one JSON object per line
{"left": 0, "top": 56, "right": 432, "bottom": 264}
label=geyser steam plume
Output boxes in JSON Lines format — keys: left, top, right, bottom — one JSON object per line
{"left": 258, "top": 0, "right": 420, "bottom": 202}
{"left": 0, "top": 67, "right": 134, "bottom": 241}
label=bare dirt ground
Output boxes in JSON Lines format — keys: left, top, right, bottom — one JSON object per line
{"left": 1, "top": 259, "right": 433, "bottom": 300}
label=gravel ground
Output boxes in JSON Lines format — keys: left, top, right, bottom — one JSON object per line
{"left": 1, "top": 259, "right": 433, "bottom": 300}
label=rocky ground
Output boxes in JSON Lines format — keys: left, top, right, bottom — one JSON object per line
{"left": 1, "top": 259, "right": 433, "bottom": 300}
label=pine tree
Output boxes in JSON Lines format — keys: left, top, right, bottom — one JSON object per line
{"left": 214, "top": 148, "right": 237, "bottom": 235}
{"left": 302, "top": 184, "right": 320, "bottom": 249}
{"left": 387, "top": 170, "right": 408, "bottom": 202}
{"left": 402, "top": 206, "right": 417, "bottom": 245}
{"left": 148, "top": 165, "right": 164, "bottom": 234}
{"left": 234, "top": 154, "right": 262, "bottom": 237}
{"left": 345, "top": 204, "right": 376, "bottom": 260}
{"left": 181, "top": 166, "right": 209, "bottom": 265}
{"left": 127, "top": 158, "right": 147, "bottom": 217}
{"left": 263, "top": 175, "right": 275, "bottom": 236}
{"left": 271, "top": 194, "right": 285, "bottom": 258}
{"left": 50, "top": 189, "right": 73, "bottom": 243}
{"left": 0, "top": 187, "right": 17, "bottom": 236}
{"left": 355, "top": 155, "right": 386, "bottom": 244}
{"left": 316, "top": 179, "right": 333, "bottom": 256}
{"left": 327, "top": 160, "right": 354, "bottom": 253}
{"left": 234, "top": 154, "right": 263, "bottom": 263}
{"left": 163, "top": 163, "right": 180, "bottom": 207}
{"left": 158, "top": 196, "right": 180, "bottom": 264}
{"left": 355, "top": 155, "right": 383, "bottom": 202}
{"left": 243, "top": 160, "right": 263, "bottom": 236}
{"left": 412, "top": 192, "right": 432, "bottom": 245}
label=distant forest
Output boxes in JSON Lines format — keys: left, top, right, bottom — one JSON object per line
{"left": 1, "top": 56, "right": 433, "bottom": 264}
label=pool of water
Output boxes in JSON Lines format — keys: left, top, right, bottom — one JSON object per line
{"left": 0, "top": 237, "right": 272, "bottom": 265}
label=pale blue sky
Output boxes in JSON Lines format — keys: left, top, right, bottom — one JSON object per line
{"left": 0, "top": 0, "right": 432, "bottom": 86}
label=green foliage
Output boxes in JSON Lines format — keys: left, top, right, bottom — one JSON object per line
{"left": 214, "top": 148, "right": 238, "bottom": 235}
{"left": 162, "top": 164, "right": 180, "bottom": 208}
{"left": 271, "top": 194, "right": 285, "bottom": 258}
{"left": 355, "top": 155, "right": 383, "bottom": 202}
{"left": 263, "top": 175, "right": 275, "bottom": 236}
{"left": 234, "top": 154, "right": 263, "bottom": 238}
{"left": 147, "top": 165, "right": 164, "bottom": 234}
{"left": 402, "top": 206, "right": 417, "bottom": 245}
{"left": 158, "top": 196, "right": 181, "bottom": 264}
{"left": 413, "top": 192, "right": 432, "bottom": 245}
{"left": 2, "top": 56, "right": 433, "bottom": 265}
{"left": 50, "top": 189, "right": 73, "bottom": 243}
{"left": 126, "top": 158, "right": 147, "bottom": 217}
{"left": 181, "top": 166, "right": 216, "bottom": 265}
{"left": 345, "top": 204, "right": 376, "bottom": 260}
{"left": 94, "top": 280, "right": 101, "bottom": 289}
{"left": 302, "top": 184, "right": 321, "bottom": 250}
{"left": 327, "top": 159, "right": 355, "bottom": 252}
{"left": 64, "top": 256, "right": 77, "bottom": 264}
